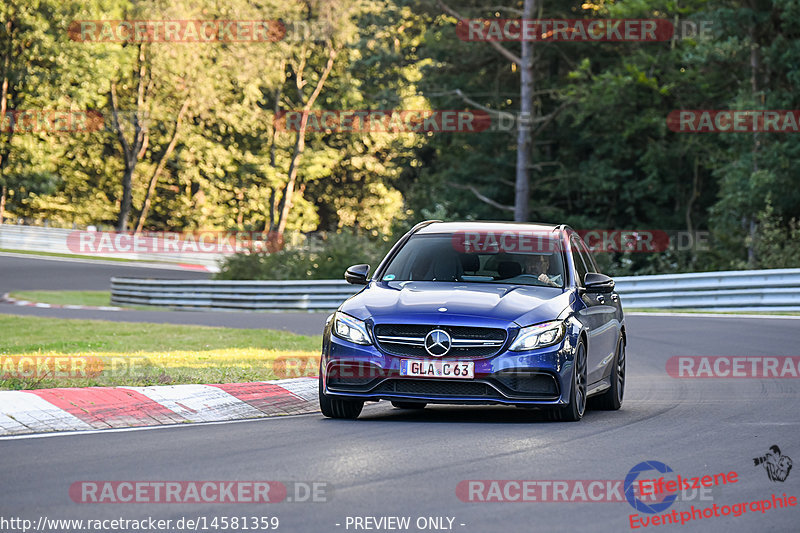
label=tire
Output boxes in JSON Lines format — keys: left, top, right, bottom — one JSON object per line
{"left": 391, "top": 401, "right": 427, "bottom": 409}
{"left": 319, "top": 373, "right": 364, "bottom": 419}
{"left": 552, "top": 340, "right": 587, "bottom": 422}
{"left": 591, "top": 337, "right": 625, "bottom": 411}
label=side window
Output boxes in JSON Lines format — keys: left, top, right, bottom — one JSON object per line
{"left": 571, "top": 237, "right": 588, "bottom": 286}
{"left": 576, "top": 236, "right": 598, "bottom": 273}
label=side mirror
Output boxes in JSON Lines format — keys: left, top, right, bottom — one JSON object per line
{"left": 345, "top": 264, "right": 370, "bottom": 285}
{"left": 584, "top": 272, "right": 615, "bottom": 293}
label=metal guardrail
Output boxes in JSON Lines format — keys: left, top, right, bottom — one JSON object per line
{"left": 614, "top": 269, "right": 800, "bottom": 311}
{"left": 111, "top": 278, "right": 361, "bottom": 311}
{"left": 110, "top": 268, "right": 800, "bottom": 312}
{"left": 613, "top": 269, "right": 800, "bottom": 311}
{"left": 0, "top": 224, "right": 224, "bottom": 271}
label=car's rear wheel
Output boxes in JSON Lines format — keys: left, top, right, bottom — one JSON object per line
{"left": 552, "top": 341, "right": 587, "bottom": 422}
{"left": 319, "top": 372, "right": 364, "bottom": 419}
{"left": 391, "top": 401, "right": 427, "bottom": 409}
{"left": 591, "top": 337, "right": 625, "bottom": 410}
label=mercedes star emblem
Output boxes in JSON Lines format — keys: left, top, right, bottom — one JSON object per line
{"left": 424, "top": 329, "right": 452, "bottom": 357}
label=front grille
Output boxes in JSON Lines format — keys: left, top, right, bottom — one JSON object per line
{"left": 373, "top": 324, "right": 506, "bottom": 359}
{"left": 376, "top": 343, "right": 499, "bottom": 358}
{"left": 493, "top": 371, "right": 559, "bottom": 397}
{"left": 375, "top": 379, "right": 499, "bottom": 397}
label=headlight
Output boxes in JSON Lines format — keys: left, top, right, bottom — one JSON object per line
{"left": 332, "top": 312, "right": 372, "bottom": 345}
{"left": 509, "top": 320, "right": 565, "bottom": 351}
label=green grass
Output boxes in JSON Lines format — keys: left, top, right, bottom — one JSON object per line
{"left": 0, "top": 315, "right": 321, "bottom": 390}
{"left": 627, "top": 308, "right": 800, "bottom": 316}
{"left": 9, "top": 290, "right": 113, "bottom": 307}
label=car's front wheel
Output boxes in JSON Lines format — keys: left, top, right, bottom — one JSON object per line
{"left": 591, "top": 337, "right": 625, "bottom": 410}
{"left": 553, "top": 340, "right": 587, "bottom": 422}
{"left": 319, "top": 373, "right": 364, "bottom": 419}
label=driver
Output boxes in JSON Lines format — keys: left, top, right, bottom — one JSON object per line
{"left": 523, "top": 254, "right": 558, "bottom": 287}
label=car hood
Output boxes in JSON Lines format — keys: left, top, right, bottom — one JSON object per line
{"left": 340, "top": 281, "right": 573, "bottom": 328}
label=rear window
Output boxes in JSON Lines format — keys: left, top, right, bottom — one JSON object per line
{"left": 380, "top": 233, "right": 565, "bottom": 288}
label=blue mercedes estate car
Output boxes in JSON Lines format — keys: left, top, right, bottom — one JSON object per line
{"left": 319, "top": 221, "right": 626, "bottom": 421}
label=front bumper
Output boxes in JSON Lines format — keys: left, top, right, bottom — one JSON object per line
{"left": 321, "top": 332, "right": 577, "bottom": 407}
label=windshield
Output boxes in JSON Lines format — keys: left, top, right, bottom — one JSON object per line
{"left": 380, "top": 233, "right": 565, "bottom": 288}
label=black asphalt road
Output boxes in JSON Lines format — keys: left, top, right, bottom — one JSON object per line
{"left": 2, "top": 315, "right": 799, "bottom": 533}
{"left": 0, "top": 254, "right": 329, "bottom": 335}
{"left": 0, "top": 253, "right": 211, "bottom": 292}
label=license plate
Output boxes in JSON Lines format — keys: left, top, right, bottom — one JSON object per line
{"left": 400, "top": 360, "right": 474, "bottom": 379}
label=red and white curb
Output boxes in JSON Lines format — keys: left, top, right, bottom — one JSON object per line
{"left": 0, "top": 377, "right": 318, "bottom": 436}
{"left": 1, "top": 293, "right": 123, "bottom": 311}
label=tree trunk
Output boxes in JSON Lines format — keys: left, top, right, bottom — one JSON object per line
{"left": 236, "top": 189, "right": 245, "bottom": 227}
{"left": 0, "top": 17, "right": 12, "bottom": 171}
{"left": 276, "top": 132, "right": 305, "bottom": 236}
{"left": 686, "top": 157, "right": 700, "bottom": 268}
{"left": 747, "top": 21, "right": 760, "bottom": 267}
{"left": 111, "top": 44, "right": 149, "bottom": 232}
{"left": 265, "top": 187, "right": 276, "bottom": 232}
{"left": 514, "top": 0, "right": 536, "bottom": 222}
{"left": 135, "top": 97, "right": 190, "bottom": 233}
{"left": 0, "top": 49, "right": 13, "bottom": 214}
{"left": 0, "top": 185, "right": 6, "bottom": 224}
{"left": 275, "top": 47, "right": 337, "bottom": 236}
{"left": 117, "top": 162, "right": 135, "bottom": 231}
{"left": 269, "top": 61, "right": 285, "bottom": 169}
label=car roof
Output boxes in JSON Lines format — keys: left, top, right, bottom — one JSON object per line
{"left": 414, "top": 221, "right": 565, "bottom": 235}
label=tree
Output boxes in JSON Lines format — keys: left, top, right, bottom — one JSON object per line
{"left": 437, "top": 0, "right": 568, "bottom": 222}
{"left": 0, "top": 0, "right": 121, "bottom": 225}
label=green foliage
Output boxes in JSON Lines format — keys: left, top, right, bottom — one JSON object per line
{"left": 215, "top": 230, "right": 392, "bottom": 280}
{"left": 751, "top": 201, "right": 800, "bottom": 268}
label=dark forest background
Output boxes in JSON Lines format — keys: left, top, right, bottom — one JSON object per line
{"left": 2, "top": 0, "right": 799, "bottom": 278}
